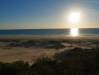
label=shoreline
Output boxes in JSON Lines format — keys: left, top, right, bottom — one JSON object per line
{"left": 0, "top": 35, "right": 99, "bottom": 40}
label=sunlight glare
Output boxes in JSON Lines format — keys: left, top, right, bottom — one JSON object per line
{"left": 70, "top": 28, "right": 79, "bottom": 37}
{"left": 68, "top": 11, "right": 81, "bottom": 24}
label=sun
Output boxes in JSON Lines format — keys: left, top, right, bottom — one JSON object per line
{"left": 70, "top": 28, "right": 79, "bottom": 37}
{"left": 68, "top": 11, "right": 81, "bottom": 24}
{"left": 67, "top": 11, "right": 82, "bottom": 36}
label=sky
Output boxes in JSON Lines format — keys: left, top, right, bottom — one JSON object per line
{"left": 0, "top": 0, "right": 99, "bottom": 29}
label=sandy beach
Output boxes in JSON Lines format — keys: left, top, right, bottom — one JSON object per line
{"left": 0, "top": 35, "right": 99, "bottom": 40}
{"left": 0, "top": 35, "right": 98, "bottom": 63}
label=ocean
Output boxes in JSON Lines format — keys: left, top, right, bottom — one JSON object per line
{"left": 0, "top": 28, "right": 99, "bottom": 36}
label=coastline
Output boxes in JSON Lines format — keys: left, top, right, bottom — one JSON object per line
{"left": 0, "top": 35, "right": 98, "bottom": 63}
{"left": 0, "top": 35, "right": 99, "bottom": 40}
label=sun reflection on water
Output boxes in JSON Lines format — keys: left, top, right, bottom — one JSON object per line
{"left": 70, "top": 28, "right": 79, "bottom": 37}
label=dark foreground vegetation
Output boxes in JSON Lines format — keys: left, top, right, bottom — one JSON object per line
{"left": 0, "top": 47, "right": 98, "bottom": 75}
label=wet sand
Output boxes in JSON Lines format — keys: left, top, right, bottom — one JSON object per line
{"left": 0, "top": 35, "right": 99, "bottom": 40}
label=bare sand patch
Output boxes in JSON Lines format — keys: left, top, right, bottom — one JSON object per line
{"left": 0, "top": 48, "right": 49, "bottom": 63}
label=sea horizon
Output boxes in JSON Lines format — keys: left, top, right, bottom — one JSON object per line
{"left": 0, "top": 28, "right": 99, "bottom": 36}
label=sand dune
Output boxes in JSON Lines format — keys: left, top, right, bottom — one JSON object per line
{"left": 0, "top": 48, "right": 46, "bottom": 63}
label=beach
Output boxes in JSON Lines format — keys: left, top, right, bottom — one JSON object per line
{"left": 0, "top": 35, "right": 98, "bottom": 63}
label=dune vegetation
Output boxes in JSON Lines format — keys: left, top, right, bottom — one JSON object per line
{"left": 0, "top": 47, "right": 98, "bottom": 75}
